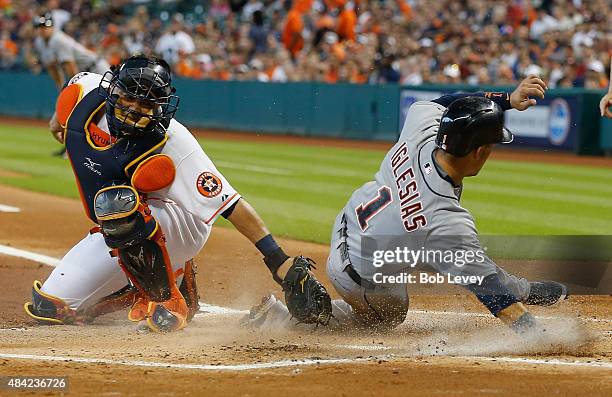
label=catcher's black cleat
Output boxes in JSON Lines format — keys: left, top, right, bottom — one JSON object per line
{"left": 524, "top": 281, "right": 569, "bottom": 306}
{"left": 283, "top": 256, "right": 333, "bottom": 326}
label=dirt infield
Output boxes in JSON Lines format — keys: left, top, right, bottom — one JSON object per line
{"left": 0, "top": 184, "right": 611, "bottom": 396}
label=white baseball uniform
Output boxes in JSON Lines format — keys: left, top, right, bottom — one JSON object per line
{"left": 41, "top": 73, "right": 241, "bottom": 310}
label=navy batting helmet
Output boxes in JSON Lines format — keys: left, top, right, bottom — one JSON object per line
{"left": 435, "top": 97, "right": 513, "bottom": 157}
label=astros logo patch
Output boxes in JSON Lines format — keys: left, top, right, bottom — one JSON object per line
{"left": 197, "top": 172, "right": 222, "bottom": 198}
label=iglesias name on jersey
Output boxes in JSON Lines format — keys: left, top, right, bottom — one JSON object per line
{"left": 342, "top": 101, "right": 495, "bottom": 279}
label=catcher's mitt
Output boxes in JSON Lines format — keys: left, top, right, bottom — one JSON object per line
{"left": 282, "top": 256, "right": 332, "bottom": 326}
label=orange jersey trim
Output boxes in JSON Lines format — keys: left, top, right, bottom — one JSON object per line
{"left": 204, "top": 193, "right": 239, "bottom": 224}
{"left": 84, "top": 101, "right": 115, "bottom": 151}
{"left": 89, "top": 123, "right": 115, "bottom": 147}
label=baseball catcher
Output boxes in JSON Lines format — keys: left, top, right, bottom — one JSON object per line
{"left": 24, "top": 55, "right": 330, "bottom": 332}
{"left": 243, "top": 76, "right": 568, "bottom": 334}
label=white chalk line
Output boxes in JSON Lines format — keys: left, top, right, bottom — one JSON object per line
{"left": 454, "top": 356, "right": 612, "bottom": 369}
{"left": 408, "top": 309, "right": 612, "bottom": 324}
{"left": 0, "top": 244, "right": 60, "bottom": 267}
{"left": 1, "top": 352, "right": 611, "bottom": 371}
{"left": 2, "top": 245, "right": 612, "bottom": 370}
{"left": 198, "top": 303, "right": 247, "bottom": 316}
{"left": 0, "top": 204, "right": 20, "bottom": 213}
{"left": 194, "top": 303, "right": 612, "bottom": 325}
{"left": 334, "top": 344, "right": 392, "bottom": 351}
{"left": 0, "top": 353, "right": 371, "bottom": 372}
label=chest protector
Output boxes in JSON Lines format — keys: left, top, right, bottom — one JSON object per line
{"left": 65, "top": 89, "right": 168, "bottom": 222}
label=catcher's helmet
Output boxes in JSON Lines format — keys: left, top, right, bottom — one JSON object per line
{"left": 435, "top": 96, "right": 513, "bottom": 157}
{"left": 99, "top": 55, "right": 179, "bottom": 138}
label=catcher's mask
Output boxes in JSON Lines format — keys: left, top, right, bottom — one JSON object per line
{"left": 99, "top": 55, "right": 179, "bottom": 138}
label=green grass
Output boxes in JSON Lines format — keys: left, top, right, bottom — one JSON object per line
{"left": 1, "top": 123, "right": 612, "bottom": 244}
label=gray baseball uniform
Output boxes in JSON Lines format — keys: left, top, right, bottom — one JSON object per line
{"left": 323, "top": 99, "right": 530, "bottom": 328}
{"left": 34, "top": 30, "right": 109, "bottom": 75}
{"left": 259, "top": 97, "right": 530, "bottom": 330}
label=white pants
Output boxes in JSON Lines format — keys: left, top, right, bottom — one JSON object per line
{"left": 41, "top": 200, "right": 210, "bottom": 310}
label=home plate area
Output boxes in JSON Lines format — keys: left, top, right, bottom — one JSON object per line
{"left": 0, "top": 185, "right": 611, "bottom": 396}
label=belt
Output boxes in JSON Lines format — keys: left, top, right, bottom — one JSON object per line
{"left": 337, "top": 214, "right": 377, "bottom": 290}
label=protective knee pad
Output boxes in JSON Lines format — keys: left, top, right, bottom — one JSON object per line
{"left": 129, "top": 260, "right": 199, "bottom": 327}
{"left": 24, "top": 280, "right": 79, "bottom": 325}
{"left": 119, "top": 239, "right": 174, "bottom": 302}
{"left": 146, "top": 299, "right": 188, "bottom": 332}
{"left": 121, "top": 240, "right": 188, "bottom": 332}
{"left": 93, "top": 185, "right": 156, "bottom": 250}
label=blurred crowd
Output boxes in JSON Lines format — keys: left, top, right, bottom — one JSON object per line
{"left": 1, "top": 0, "right": 610, "bottom": 88}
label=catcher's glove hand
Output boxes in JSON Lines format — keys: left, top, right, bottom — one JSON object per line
{"left": 282, "top": 256, "right": 332, "bottom": 326}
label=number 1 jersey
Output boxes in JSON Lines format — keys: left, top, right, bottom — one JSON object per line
{"left": 341, "top": 100, "right": 489, "bottom": 279}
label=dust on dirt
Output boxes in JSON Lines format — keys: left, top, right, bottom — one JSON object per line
{"left": 0, "top": 183, "right": 611, "bottom": 397}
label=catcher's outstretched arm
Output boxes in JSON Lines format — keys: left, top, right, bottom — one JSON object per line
{"left": 226, "top": 199, "right": 291, "bottom": 283}
{"left": 226, "top": 199, "right": 269, "bottom": 244}
{"left": 227, "top": 199, "right": 333, "bottom": 325}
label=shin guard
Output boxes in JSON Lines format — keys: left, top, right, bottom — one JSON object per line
{"left": 94, "top": 185, "right": 188, "bottom": 332}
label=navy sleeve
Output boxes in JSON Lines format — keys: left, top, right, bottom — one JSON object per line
{"left": 221, "top": 198, "right": 240, "bottom": 219}
{"left": 432, "top": 91, "right": 512, "bottom": 111}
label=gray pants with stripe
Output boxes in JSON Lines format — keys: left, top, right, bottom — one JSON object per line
{"left": 265, "top": 212, "right": 530, "bottom": 331}
{"left": 264, "top": 213, "right": 409, "bottom": 331}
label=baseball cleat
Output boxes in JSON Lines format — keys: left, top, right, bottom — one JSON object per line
{"left": 239, "top": 294, "right": 277, "bottom": 328}
{"left": 524, "top": 281, "right": 569, "bottom": 306}
{"left": 146, "top": 303, "right": 186, "bottom": 332}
